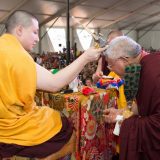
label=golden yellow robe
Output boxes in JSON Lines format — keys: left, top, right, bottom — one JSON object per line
{"left": 108, "top": 71, "right": 127, "bottom": 153}
{"left": 0, "top": 34, "right": 62, "bottom": 146}
{"left": 108, "top": 72, "right": 127, "bottom": 109}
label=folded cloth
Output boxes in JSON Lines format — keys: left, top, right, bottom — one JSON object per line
{"left": 81, "top": 86, "right": 97, "bottom": 96}
{"left": 96, "top": 78, "right": 124, "bottom": 90}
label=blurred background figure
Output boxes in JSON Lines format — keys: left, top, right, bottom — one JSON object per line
{"left": 85, "top": 77, "right": 93, "bottom": 87}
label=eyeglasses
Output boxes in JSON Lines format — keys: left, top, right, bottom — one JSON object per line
{"left": 107, "top": 58, "right": 122, "bottom": 70}
{"left": 107, "top": 57, "right": 130, "bottom": 70}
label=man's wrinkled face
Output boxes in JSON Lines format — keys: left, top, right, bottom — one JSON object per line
{"left": 106, "top": 56, "right": 131, "bottom": 77}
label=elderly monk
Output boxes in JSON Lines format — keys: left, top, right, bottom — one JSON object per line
{"left": 103, "top": 36, "right": 160, "bottom": 160}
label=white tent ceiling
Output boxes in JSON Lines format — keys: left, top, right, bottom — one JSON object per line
{"left": 0, "top": 0, "right": 160, "bottom": 31}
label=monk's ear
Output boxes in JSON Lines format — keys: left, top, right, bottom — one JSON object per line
{"left": 16, "top": 25, "right": 23, "bottom": 36}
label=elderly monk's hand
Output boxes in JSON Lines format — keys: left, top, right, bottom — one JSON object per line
{"left": 131, "top": 101, "right": 139, "bottom": 115}
{"left": 103, "top": 108, "right": 121, "bottom": 124}
{"left": 92, "top": 71, "right": 103, "bottom": 83}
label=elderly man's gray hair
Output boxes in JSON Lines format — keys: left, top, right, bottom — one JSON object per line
{"left": 104, "top": 36, "right": 141, "bottom": 59}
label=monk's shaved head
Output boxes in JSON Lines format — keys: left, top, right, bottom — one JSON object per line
{"left": 5, "top": 10, "right": 38, "bottom": 33}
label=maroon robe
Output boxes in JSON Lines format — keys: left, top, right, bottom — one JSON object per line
{"left": 120, "top": 53, "right": 160, "bottom": 160}
{"left": 0, "top": 117, "right": 73, "bottom": 158}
